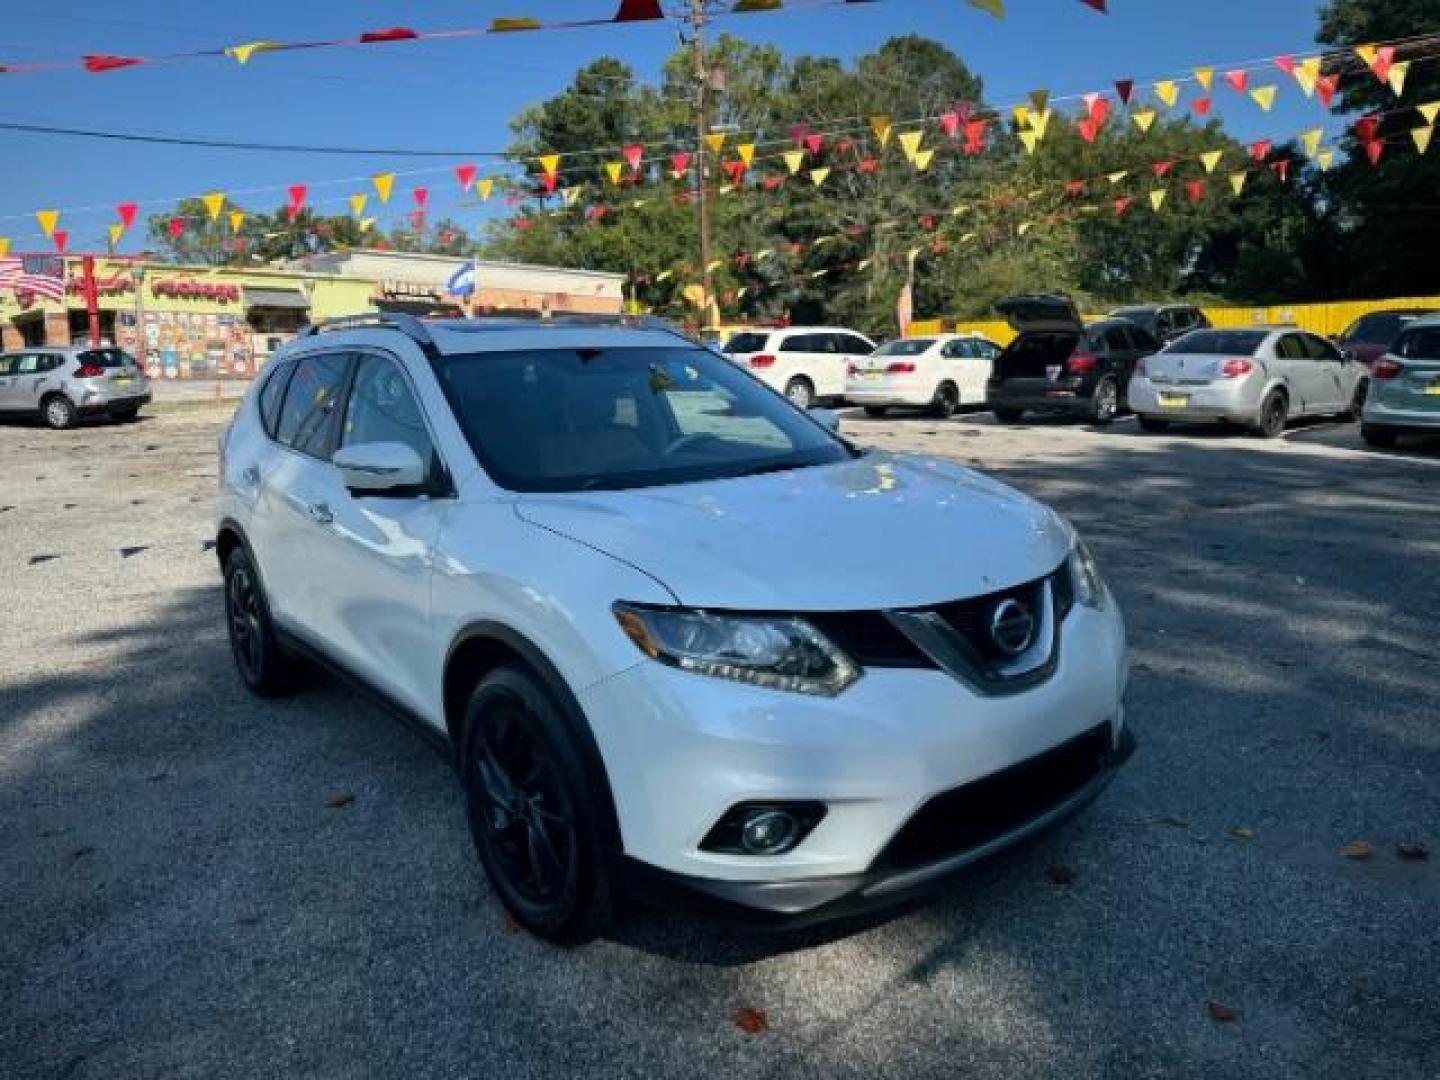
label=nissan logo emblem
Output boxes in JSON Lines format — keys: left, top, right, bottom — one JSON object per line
{"left": 990, "top": 599, "right": 1036, "bottom": 657}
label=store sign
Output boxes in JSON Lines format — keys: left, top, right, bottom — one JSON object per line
{"left": 380, "top": 279, "right": 443, "bottom": 302}
{"left": 65, "top": 276, "right": 135, "bottom": 298}
{"left": 151, "top": 279, "right": 242, "bottom": 303}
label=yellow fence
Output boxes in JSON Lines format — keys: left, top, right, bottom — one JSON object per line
{"left": 911, "top": 294, "right": 1440, "bottom": 345}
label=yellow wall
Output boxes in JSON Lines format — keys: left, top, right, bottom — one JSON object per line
{"left": 912, "top": 294, "right": 1440, "bottom": 345}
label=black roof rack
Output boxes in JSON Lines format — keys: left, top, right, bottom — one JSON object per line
{"left": 301, "top": 311, "right": 698, "bottom": 352}
{"left": 300, "top": 311, "right": 438, "bottom": 349}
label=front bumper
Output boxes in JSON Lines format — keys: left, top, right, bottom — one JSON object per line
{"left": 582, "top": 599, "right": 1130, "bottom": 921}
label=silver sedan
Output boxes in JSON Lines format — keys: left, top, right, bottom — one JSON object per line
{"left": 1128, "top": 327, "right": 1368, "bottom": 438}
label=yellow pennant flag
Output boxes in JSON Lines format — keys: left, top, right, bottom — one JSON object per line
{"left": 372, "top": 173, "right": 396, "bottom": 203}
{"left": 1149, "top": 189, "right": 1168, "bottom": 211}
{"left": 1420, "top": 102, "right": 1440, "bottom": 125}
{"left": 605, "top": 161, "right": 624, "bottom": 185}
{"left": 1154, "top": 81, "right": 1179, "bottom": 108}
{"left": 35, "top": 209, "right": 59, "bottom": 238}
{"left": 1029, "top": 89, "right": 1049, "bottom": 114}
{"left": 1018, "top": 130, "right": 1039, "bottom": 155}
{"left": 897, "top": 130, "right": 924, "bottom": 162}
{"left": 913, "top": 148, "right": 935, "bottom": 172}
{"left": 737, "top": 143, "right": 755, "bottom": 167}
{"left": 704, "top": 132, "right": 727, "bottom": 153}
{"left": 1250, "top": 86, "right": 1278, "bottom": 112}
{"left": 348, "top": 194, "right": 368, "bottom": 217}
{"left": 1301, "top": 128, "right": 1323, "bottom": 158}
{"left": 537, "top": 154, "right": 560, "bottom": 179}
{"left": 1012, "top": 104, "right": 1031, "bottom": 129}
{"left": 1030, "top": 109, "right": 1052, "bottom": 140}
{"left": 202, "top": 192, "right": 225, "bottom": 220}
{"left": 1316, "top": 149, "right": 1335, "bottom": 172}
{"left": 562, "top": 186, "right": 582, "bottom": 207}
{"left": 1229, "top": 172, "right": 1248, "bottom": 196}
{"left": 108, "top": 224, "right": 124, "bottom": 248}
{"left": 809, "top": 167, "right": 830, "bottom": 187}
{"left": 968, "top": 0, "right": 1005, "bottom": 16}
{"left": 1413, "top": 125, "right": 1435, "bottom": 155}
{"left": 228, "top": 209, "right": 245, "bottom": 232}
{"left": 1388, "top": 61, "right": 1410, "bottom": 97}
{"left": 1200, "top": 150, "right": 1224, "bottom": 173}
{"left": 783, "top": 149, "right": 805, "bottom": 174}
{"left": 1017, "top": 222, "right": 1033, "bottom": 237}
{"left": 0, "top": 237, "right": 10, "bottom": 258}
{"left": 1355, "top": 44, "right": 1378, "bottom": 70}
{"left": 225, "top": 40, "right": 280, "bottom": 65}
{"left": 1194, "top": 67, "right": 1214, "bottom": 91}
{"left": 869, "top": 115, "right": 893, "bottom": 147}
{"left": 359, "top": 217, "right": 376, "bottom": 233}
{"left": 1107, "top": 170, "right": 1129, "bottom": 185}
{"left": 1132, "top": 109, "right": 1157, "bottom": 133}
{"left": 1295, "top": 57, "right": 1321, "bottom": 97}
{"left": 476, "top": 178, "right": 494, "bottom": 201}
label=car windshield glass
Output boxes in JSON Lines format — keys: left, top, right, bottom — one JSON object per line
{"left": 723, "top": 332, "right": 769, "bottom": 354}
{"left": 435, "top": 346, "right": 855, "bottom": 493}
{"left": 873, "top": 338, "right": 934, "bottom": 356}
{"left": 1395, "top": 327, "right": 1440, "bottom": 360}
{"left": 1164, "top": 330, "right": 1267, "bottom": 355}
{"left": 1112, "top": 309, "right": 1158, "bottom": 333}
{"left": 1340, "top": 313, "right": 1414, "bottom": 345}
{"left": 77, "top": 348, "right": 132, "bottom": 369}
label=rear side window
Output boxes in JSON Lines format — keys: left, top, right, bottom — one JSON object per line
{"left": 1303, "top": 335, "right": 1341, "bottom": 361}
{"left": 1165, "top": 330, "right": 1267, "bottom": 355}
{"left": 723, "top": 333, "right": 769, "bottom": 354}
{"left": 1276, "top": 335, "right": 1309, "bottom": 360}
{"left": 780, "top": 334, "right": 814, "bottom": 353}
{"left": 1396, "top": 328, "right": 1440, "bottom": 359}
{"left": 14, "top": 354, "right": 46, "bottom": 374}
{"left": 876, "top": 339, "right": 934, "bottom": 357}
{"left": 258, "top": 359, "right": 294, "bottom": 438}
{"left": 839, "top": 334, "right": 873, "bottom": 354}
{"left": 274, "top": 352, "right": 351, "bottom": 459}
{"left": 76, "top": 348, "right": 131, "bottom": 369}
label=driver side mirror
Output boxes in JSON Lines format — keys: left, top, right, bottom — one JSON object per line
{"left": 809, "top": 406, "right": 841, "bottom": 433}
{"left": 333, "top": 441, "right": 427, "bottom": 495}
{"left": 1340, "top": 348, "right": 1357, "bottom": 362}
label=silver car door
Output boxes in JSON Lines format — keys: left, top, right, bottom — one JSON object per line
{"left": 0, "top": 355, "right": 16, "bottom": 411}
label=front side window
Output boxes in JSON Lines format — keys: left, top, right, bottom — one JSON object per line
{"left": 435, "top": 346, "right": 856, "bottom": 493}
{"left": 274, "top": 351, "right": 350, "bottom": 459}
{"left": 258, "top": 359, "right": 294, "bottom": 438}
{"left": 840, "top": 334, "right": 873, "bottom": 354}
{"left": 340, "top": 355, "right": 435, "bottom": 468}
{"left": 875, "top": 339, "right": 934, "bottom": 357}
{"left": 15, "top": 354, "right": 44, "bottom": 374}
{"left": 1396, "top": 327, "right": 1440, "bottom": 359}
{"left": 723, "top": 332, "right": 769, "bottom": 355}
{"left": 1276, "top": 335, "right": 1309, "bottom": 361}
{"left": 779, "top": 334, "right": 813, "bottom": 353}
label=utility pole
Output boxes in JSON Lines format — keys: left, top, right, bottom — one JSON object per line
{"left": 686, "top": 0, "right": 715, "bottom": 330}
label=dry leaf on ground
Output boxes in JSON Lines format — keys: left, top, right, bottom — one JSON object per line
{"left": 733, "top": 1007, "right": 769, "bottom": 1035}
{"left": 1340, "top": 840, "right": 1373, "bottom": 861}
{"left": 1206, "top": 1001, "right": 1240, "bottom": 1023}
{"left": 325, "top": 792, "right": 355, "bottom": 810}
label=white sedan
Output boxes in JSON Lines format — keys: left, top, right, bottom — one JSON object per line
{"left": 846, "top": 334, "right": 1002, "bottom": 418}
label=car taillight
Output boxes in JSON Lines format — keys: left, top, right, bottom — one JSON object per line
{"left": 1219, "top": 358, "right": 1255, "bottom": 378}
{"left": 1067, "top": 351, "right": 1097, "bottom": 374}
{"left": 749, "top": 354, "right": 776, "bottom": 369}
{"left": 886, "top": 361, "right": 917, "bottom": 374}
{"left": 74, "top": 364, "right": 105, "bottom": 378}
{"left": 846, "top": 363, "right": 858, "bottom": 376}
{"left": 1371, "top": 358, "right": 1403, "bottom": 379}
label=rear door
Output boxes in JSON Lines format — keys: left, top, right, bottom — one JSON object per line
{"left": 0, "top": 355, "right": 17, "bottom": 411}
{"left": 9, "top": 352, "right": 56, "bottom": 411}
{"left": 1275, "top": 333, "right": 1323, "bottom": 412}
{"left": 1301, "top": 334, "right": 1350, "bottom": 412}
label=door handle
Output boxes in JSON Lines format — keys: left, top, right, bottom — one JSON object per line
{"left": 305, "top": 501, "right": 333, "bottom": 525}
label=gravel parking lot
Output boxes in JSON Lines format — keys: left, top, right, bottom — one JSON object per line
{"left": 2, "top": 402, "right": 1436, "bottom": 1080}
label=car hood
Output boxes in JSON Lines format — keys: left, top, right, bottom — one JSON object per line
{"left": 514, "top": 453, "right": 1071, "bottom": 611}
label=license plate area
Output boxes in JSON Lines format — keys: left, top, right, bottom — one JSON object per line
{"left": 1158, "top": 394, "right": 1189, "bottom": 409}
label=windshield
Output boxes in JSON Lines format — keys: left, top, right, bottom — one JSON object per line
{"left": 723, "top": 332, "right": 770, "bottom": 354}
{"left": 1339, "top": 312, "right": 1422, "bottom": 345}
{"left": 1164, "top": 330, "right": 1267, "bottom": 355}
{"left": 1395, "top": 327, "right": 1440, "bottom": 360}
{"left": 435, "top": 346, "right": 855, "bottom": 493}
{"left": 873, "top": 338, "right": 934, "bottom": 357}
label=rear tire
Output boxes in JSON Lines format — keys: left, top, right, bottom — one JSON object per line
{"left": 1089, "top": 377, "right": 1119, "bottom": 425}
{"left": 993, "top": 405, "right": 1025, "bottom": 424}
{"left": 1361, "top": 423, "right": 1398, "bottom": 449}
{"left": 784, "top": 377, "right": 814, "bottom": 411}
{"left": 930, "top": 382, "right": 959, "bottom": 419}
{"left": 1253, "top": 391, "right": 1288, "bottom": 439}
{"left": 222, "top": 547, "right": 300, "bottom": 698}
{"left": 1340, "top": 380, "right": 1367, "bottom": 422}
{"left": 42, "top": 395, "right": 76, "bottom": 430}
{"left": 863, "top": 405, "right": 888, "bottom": 418}
{"left": 1138, "top": 416, "right": 1170, "bottom": 433}
{"left": 461, "top": 665, "right": 615, "bottom": 945}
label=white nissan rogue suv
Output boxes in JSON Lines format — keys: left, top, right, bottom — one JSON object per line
{"left": 216, "top": 313, "right": 1132, "bottom": 943}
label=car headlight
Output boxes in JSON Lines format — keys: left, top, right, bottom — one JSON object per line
{"left": 612, "top": 603, "right": 861, "bottom": 696}
{"left": 1068, "top": 538, "right": 1108, "bottom": 610}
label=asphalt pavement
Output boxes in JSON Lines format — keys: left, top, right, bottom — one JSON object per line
{"left": 1, "top": 403, "right": 1436, "bottom": 1079}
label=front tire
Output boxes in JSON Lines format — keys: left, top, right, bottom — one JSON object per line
{"left": 1253, "top": 390, "right": 1288, "bottom": 439}
{"left": 461, "top": 666, "right": 614, "bottom": 944}
{"left": 42, "top": 395, "right": 76, "bottom": 430}
{"left": 1361, "top": 423, "right": 1398, "bottom": 448}
{"left": 1089, "top": 377, "right": 1119, "bottom": 425}
{"left": 783, "top": 377, "right": 814, "bottom": 410}
{"left": 222, "top": 547, "right": 299, "bottom": 697}
{"left": 929, "top": 382, "right": 959, "bottom": 419}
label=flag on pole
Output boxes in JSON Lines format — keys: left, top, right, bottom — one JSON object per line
{"left": 9, "top": 254, "right": 67, "bottom": 300}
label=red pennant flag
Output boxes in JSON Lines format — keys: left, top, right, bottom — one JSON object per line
{"left": 541, "top": 173, "right": 558, "bottom": 194}
{"left": 963, "top": 120, "right": 988, "bottom": 155}
{"left": 1191, "top": 96, "right": 1212, "bottom": 116}
{"left": 836, "top": 138, "right": 855, "bottom": 154}
{"left": 1224, "top": 70, "right": 1249, "bottom": 93}
{"left": 1273, "top": 55, "right": 1297, "bottom": 75}
{"left": 857, "top": 157, "right": 879, "bottom": 174}
{"left": 623, "top": 143, "right": 644, "bottom": 172}
{"left": 513, "top": 217, "right": 533, "bottom": 231}
{"left": 1089, "top": 96, "right": 1111, "bottom": 126}
{"left": 1077, "top": 118, "right": 1099, "bottom": 144}
{"left": 455, "top": 164, "right": 477, "bottom": 189}
{"left": 53, "top": 230, "right": 69, "bottom": 253}
{"left": 168, "top": 217, "right": 184, "bottom": 238}
{"left": 1079, "top": 0, "right": 1107, "bottom": 10}
{"left": 413, "top": 187, "right": 429, "bottom": 207}
{"left": 83, "top": 54, "right": 143, "bottom": 72}
{"left": 1115, "top": 79, "right": 1134, "bottom": 105}
{"left": 940, "top": 110, "right": 961, "bottom": 138}
{"left": 789, "top": 124, "right": 810, "bottom": 147}
{"left": 360, "top": 27, "right": 418, "bottom": 43}
{"left": 1065, "top": 179, "right": 1086, "bottom": 197}
{"left": 1271, "top": 158, "right": 1291, "bottom": 183}
{"left": 1316, "top": 74, "right": 1340, "bottom": 108}
{"left": 586, "top": 205, "right": 609, "bottom": 221}
{"left": 1114, "top": 196, "right": 1133, "bottom": 216}
{"left": 1152, "top": 160, "right": 1174, "bottom": 178}
{"left": 723, "top": 160, "right": 747, "bottom": 184}
{"left": 1365, "top": 140, "right": 1384, "bottom": 166}
{"left": 954, "top": 101, "right": 973, "bottom": 125}
{"left": 1186, "top": 179, "right": 1207, "bottom": 204}
{"left": 1370, "top": 45, "right": 1395, "bottom": 82}
{"left": 613, "top": 0, "right": 664, "bottom": 20}
{"left": 1354, "top": 116, "right": 1380, "bottom": 143}
{"left": 803, "top": 133, "right": 824, "bottom": 155}
{"left": 287, "top": 184, "right": 307, "bottom": 210}
{"left": 670, "top": 151, "right": 691, "bottom": 176}
{"left": 761, "top": 175, "right": 785, "bottom": 191}
{"left": 1249, "top": 139, "right": 1272, "bottom": 162}
{"left": 116, "top": 202, "right": 138, "bottom": 229}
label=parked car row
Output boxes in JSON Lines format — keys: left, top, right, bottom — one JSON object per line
{"left": 0, "top": 345, "right": 151, "bottom": 428}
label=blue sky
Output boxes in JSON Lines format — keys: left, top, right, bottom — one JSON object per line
{"left": 0, "top": 0, "right": 1333, "bottom": 252}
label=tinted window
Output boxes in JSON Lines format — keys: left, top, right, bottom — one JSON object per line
{"left": 940, "top": 340, "right": 969, "bottom": 358}
{"left": 875, "top": 339, "right": 935, "bottom": 357}
{"left": 435, "top": 345, "right": 854, "bottom": 493}
{"left": 41, "top": 355, "right": 65, "bottom": 372}
{"left": 14, "top": 354, "right": 45, "bottom": 374}
{"left": 840, "top": 335, "right": 873, "bottom": 354}
{"left": 1111, "top": 309, "right": 1159, "bottom": 335}
{"left": 1102, "top": 326, "right": 1131, "bottom": 352}
{"left": 1303, "top": 335, "right": 1341, "bottom": 361}
{"left": 0, "top": 355, "right": 15, "bottom": 376}
{"left": 1276, "top": 335, "right": 1309, "bottom": 360}
{"left": 724, "top": 332, "right": 769, "bottom": 354}
{"left": 1339, "top": 312, "right": 1422, "bottom": 345}
{"left": 1130, "top": 326, "right": 1160, "bottom": 352}
{"left": 1396, "top": 328, "right": 1440, "bottom": 359}
{"left": 972, "top": 339, "right": 1001, "bottom": 359}
{"left": 275, "top": 352, "right": 350, "bottom": 459}
{"left": 340, "top": 355, "right": 435, "bottom": 469}
{"left": 779, "top": 334, "right": 813, "bottom": 353}
{"left": 258, "top": 359, "right": 294, "bottom": 438}
{"left": 1165, "top": 330, "right": 1268, "bottom": 355}
{"left": 76, "top": 348, "right": 132, "bottom": 369}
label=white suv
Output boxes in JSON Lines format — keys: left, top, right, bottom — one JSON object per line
{"left": 217, "top": 314, "right": 1132, "bottom": 943}
{"left": 722, "top": 326, "right": 876, "bottom": 408}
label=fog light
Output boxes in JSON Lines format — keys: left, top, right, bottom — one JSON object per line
{"left": 699, "top": 801, "right": 826, "bottom": 856}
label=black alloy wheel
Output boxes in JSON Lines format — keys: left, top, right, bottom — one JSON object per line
{"left": 222, "top": 547, "right": 298, "bottom": 697}
{"left": 1089, "top": 377, "right": 1119, "bottom": 425}
{"left": 930, "top": 383, "right": 959, "bottom": 419}
{"left": 1256, "top": 391, "right": 1288, "bottom": 439}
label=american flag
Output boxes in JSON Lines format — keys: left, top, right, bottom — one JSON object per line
{"left": 0, "top": 254, "right": 67, "bottom": 300}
